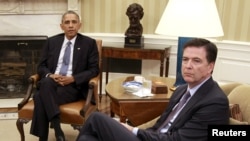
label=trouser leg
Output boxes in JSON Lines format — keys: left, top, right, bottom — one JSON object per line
{"left": 38, "top": 78, "right": 60, "bottom": 120}
{"left": 30, "top": 91, "right": 49, "bottom": 138}
{"left": 30, "top": 77, "right": 79, "bottom": 138}
{"left": 76, "top": 112, "right": 141, "bottom": 141}
{"left": 77, "top": 134, "right": 99, "bottom": 141}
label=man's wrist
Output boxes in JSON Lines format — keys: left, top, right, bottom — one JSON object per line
{"left": 132, "top": 127, "right": 139, "bottom": 135}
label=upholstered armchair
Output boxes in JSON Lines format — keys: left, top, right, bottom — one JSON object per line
{"left": 220, "top": 82, "right": 242, "bottom": 96}
{"left": 16, "top": 39, "right": 102, "bottom": 141}
{"left": 227, "top": 84, "right": 250, "bottom": 125}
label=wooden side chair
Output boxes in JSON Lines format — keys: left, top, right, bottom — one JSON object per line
{"left": 16, "top": 39, "right": 102, "bottom": 141}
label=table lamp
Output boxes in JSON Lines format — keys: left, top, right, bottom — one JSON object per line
{"left": 155, "top": 0, "right": 224, "bottom": 88}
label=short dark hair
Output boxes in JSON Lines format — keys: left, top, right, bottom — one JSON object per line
{"left": 183, "top": 38, "right": 218, "bottom": 63}
{"left": 61, "top": 10, "right": 80, "bottom": 23}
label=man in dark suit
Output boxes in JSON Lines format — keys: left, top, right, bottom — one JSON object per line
{"left": 76, "top": 38, "right": 229, "bottom": 141}
{"left": 30, "top": 10, "right": 99, "bottom": 141}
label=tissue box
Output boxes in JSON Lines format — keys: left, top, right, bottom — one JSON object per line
{"left": 151, "top": 81, "right": 168, "bottom": 94}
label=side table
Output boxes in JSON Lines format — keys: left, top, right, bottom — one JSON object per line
{"left": 105, "top": 76, "right": 175, "bottom": 126}
{"left": 99, "top": 43, "right": 171, "bottom": 102}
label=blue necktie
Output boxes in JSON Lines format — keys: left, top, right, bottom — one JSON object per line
{"left": 59, "top": 41, "right": 71, "bottom": 76}
{"left": 158, "top": 91, "right": 191, "bottom": 132}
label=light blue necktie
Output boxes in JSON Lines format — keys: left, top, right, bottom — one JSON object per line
{"left": 158, "top": 91, "right": 191, "bottom": 132}
{"left": 59, "top": 41, "right": 71, "bottom": 76}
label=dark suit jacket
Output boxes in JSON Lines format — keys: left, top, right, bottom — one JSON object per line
{"left": 137, "top": 77, "right": 229, "bottom": 141}
{"left": 37, "top": 33, "right": 99, "bottom": 98}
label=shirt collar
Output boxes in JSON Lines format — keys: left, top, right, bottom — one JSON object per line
{"left": 64, "top": 35, "right": 77, "bottom": 46}
{"left": 188, "top": 76, "right": 211, "bottom": 96}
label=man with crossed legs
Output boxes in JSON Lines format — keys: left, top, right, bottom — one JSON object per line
{"left": 76, "top": 38, "right": 229, "bottom": 141}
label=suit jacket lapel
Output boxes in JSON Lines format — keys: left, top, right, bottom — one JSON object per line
{"left": 72, "top": 35, "right": 81, "bottom": 72}
{"left": 171, "top": 89, "right": 187, "bottom": 109}
{"left": 53, "top": 36, "right": 64, "bottom": 68}
{"left": 171, "top": 77, "right": 214, "bottom": 125}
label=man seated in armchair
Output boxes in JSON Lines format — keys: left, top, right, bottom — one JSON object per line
{"left": 30, "top": 10, "right": 99, "bottom": 141}
{"left": 75, "top": 38, "right": 229, "bottom": 141}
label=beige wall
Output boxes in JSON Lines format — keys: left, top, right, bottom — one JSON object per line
{"left": 80, "top": 0, "right": 167, "bottom": 35}
{"left": 81, "top": 0, "right": 250, "bottom": 42}
{"left": 216, "top": 0, "right": 250, "bottom": 42}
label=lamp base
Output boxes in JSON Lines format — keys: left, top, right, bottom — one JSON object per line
{"left": 124, "top": 36, "right": 144, "bottom": 48}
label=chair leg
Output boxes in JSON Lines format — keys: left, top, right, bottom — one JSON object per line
{"left": 16, "top": 118, "right": 30, "bottom": 141}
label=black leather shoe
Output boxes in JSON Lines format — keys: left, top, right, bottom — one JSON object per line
{"left": 56, "top": 135, "right": 66, "bottom": 141}
{"left": 39, "top": 137, "right": 48, "bottom": 141}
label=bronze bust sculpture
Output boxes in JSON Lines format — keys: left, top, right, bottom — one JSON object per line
{"left": 125, "top": 3, "right": 144, "bottom": 37}
{"left": 124, "top": 3, "right": 144, "bottom": 48}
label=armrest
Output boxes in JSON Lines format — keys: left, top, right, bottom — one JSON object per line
{"left": 80, "top": 75, "right": 99, "bottom": 117}
{"left": 89, "top": 75, "right": 99, "bottom": 98}
{"left": 30, "top": 74, "right": 40, "bottom": 84}
{"left": 229, "top": 117, "right": 248, "bottom": 125}
{"left": 17, "top": 74, "right": 39, "bottom": 110}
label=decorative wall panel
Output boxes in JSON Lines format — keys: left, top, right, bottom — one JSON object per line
{"left": 0, "top": 0, "right": 79, "bottom": 37}
{"left": 0, "top": 0, "right": 67, "bottom": 14}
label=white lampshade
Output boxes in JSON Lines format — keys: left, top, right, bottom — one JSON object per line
{"left": 155, "top": 0, "right": 224, "bottom": 37}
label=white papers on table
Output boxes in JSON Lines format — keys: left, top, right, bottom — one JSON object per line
{"left": 132, "top": 88, "right": 154, "bottom": 97}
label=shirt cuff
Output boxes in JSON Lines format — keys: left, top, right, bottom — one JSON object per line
{"left": 46, "top": 73, "right": 52, "bottom": 77}
{"left": 132, "top": 127, "right": 139, "bottom": 135}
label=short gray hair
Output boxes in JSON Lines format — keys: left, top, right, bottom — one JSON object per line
{"left": 61, "top": 10, "right": 81, "bottom": 23}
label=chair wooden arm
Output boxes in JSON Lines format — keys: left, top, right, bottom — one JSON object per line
{"left": 80, "top": 82, "right": 94, "bottom": 117}
{"left": 87, "top": 75, "right": 99, "bottom": 103}
{"left": 17, "top": 74, "right": 39, "bottom": 110}
{"left": 89, "top": 75, "right": 99, "bottom": 85}
{"left": 80, "top": 76, "right": 99, "bottom": 117}
{"left": 30, "top": 74, "right": 40, "bottom": 84}
{"left": 89, "top": 75, "right": 99, "bottom": 103}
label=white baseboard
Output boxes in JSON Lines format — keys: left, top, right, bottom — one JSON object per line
{"left": 0, "top": 113, "right": 17, "bottom": 120}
